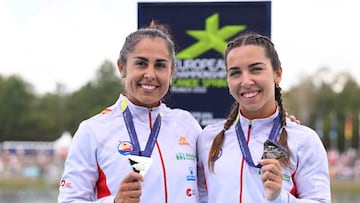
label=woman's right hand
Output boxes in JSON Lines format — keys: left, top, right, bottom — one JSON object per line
{"left": 258, "top": 159, "right": 283, "bottom": 201}
{"left": 114, "top": 172, "right": 144, "bottom": 203}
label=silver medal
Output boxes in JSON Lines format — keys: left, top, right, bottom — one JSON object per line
{"left": 128, "top": 155, "right": 152, "bottom": 176}
{"left": 263, "top": 139, "right": 287, "bottom": 160}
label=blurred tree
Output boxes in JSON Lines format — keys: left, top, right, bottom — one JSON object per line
{"left": 64, "top": 60, "right": 124, "bottom": 135}
{"left": 284, "top": 68, "right": 360, "bottom": 152}
{"left": 28, "top": 91, "right": 67, "bottom": 141}
{"left": 284, "top": 76, "right": 316, "bottom": 125}
{"left": 336, "top": 73, "right": 360, "bottom": 149}
{"left": 0, "top": 60, "right": 124, "bottom": 141}
{"left": 309, "top": 72, "right": 337, "bottom": 149}
{"left": 0, "top": 75, "right": 34, "bottom": 141}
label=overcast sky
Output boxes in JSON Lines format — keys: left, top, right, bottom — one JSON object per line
{"left": 1, "top": 0, "right": 359, "bottom": 94}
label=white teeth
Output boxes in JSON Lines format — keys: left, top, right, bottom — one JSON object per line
{"left": 142, "top": 85, "right": 155, "bottom": 90}
{"left": 243, "top": 92, "right": 257, "bottom": 98}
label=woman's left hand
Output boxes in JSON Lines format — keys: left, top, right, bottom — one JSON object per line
{"left": 258, "top": 159, "right": 283, "bottom": 201}
{"left": 286, "top": 112, "right": 301, "bottom": 124}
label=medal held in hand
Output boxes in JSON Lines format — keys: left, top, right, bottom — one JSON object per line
{"left": 128, "top": 155, "right": 153, "bottom": 176}
{"left": 122, "top": 98, "right": 161, "bottom": 176}
{"left": 263, "top": 139, "right": 288, "bottom": 160}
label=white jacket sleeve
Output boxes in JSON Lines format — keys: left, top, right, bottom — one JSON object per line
{"left": 57, "top": 121, "right": 115, "bottom": 203}
{"left": 267, "top": 129, "right": 331, "bottom": 203}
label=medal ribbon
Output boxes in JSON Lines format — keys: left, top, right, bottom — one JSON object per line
{"left": 121, "top": 98, "right": 161, "bottom": 157}
{"left": 235, "top": 114, "right": 281, "bottom": 168}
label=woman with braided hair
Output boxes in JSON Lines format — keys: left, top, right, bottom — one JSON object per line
{"left": 197, "top": 32, "right": 331, "bottom": 203}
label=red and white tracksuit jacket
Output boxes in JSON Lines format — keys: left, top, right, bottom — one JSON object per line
{"left": 197, "top": 111, "right": 331, "bottom": 203}
{"left": 58, "top": 94, "right": 202, "bottom": 203}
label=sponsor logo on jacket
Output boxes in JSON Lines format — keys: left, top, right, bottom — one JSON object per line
{"left": 176, "top": 152, "right": 196, "bottom": 161}
{"left": 59, "top": 179, "right": 72, "bottom": 188}
{"left": 178, "top": 136, "right": 190, "bottom": 146}
{"left": 118, "top": 141, "right": 133, "bottom": 155}
{"left": 186, "top": 188, "right": 196, "bottom": 197}
{"left": 186, "top": 167, "right": 196, "bottom": 181}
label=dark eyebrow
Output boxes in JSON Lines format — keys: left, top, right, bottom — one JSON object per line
{"left": 228, "top": 66, "right": 240, "bottom": 71}
{"left": 133, "top": 56, "right": 169, "bottom": 63}
{"left": 155, "top": 59, "right": 169, "bottom": 63}
{"left": 133, "top": 56, "right": 148, "bottom": 61}
{"left": 248, "top": 62, "right": 265, "bottom": 68}
{"left": 227, "top": 62, "right": 265, "bottom": 72}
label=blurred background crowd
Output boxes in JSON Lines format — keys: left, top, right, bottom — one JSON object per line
{"left": 0, "top": 136, "right": 359, "bottom": 183}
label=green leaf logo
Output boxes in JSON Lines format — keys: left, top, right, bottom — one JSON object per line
{"left": 176, "top": 13, "right": 246, "bottom": 59}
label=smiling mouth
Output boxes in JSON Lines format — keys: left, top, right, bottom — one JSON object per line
{"left": 242, "top": 91, "right": 259, "bottom": 98}
{"left": 141, "top": 84, "right": 156, "bottom": 90}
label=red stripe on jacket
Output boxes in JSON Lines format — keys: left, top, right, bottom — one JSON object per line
{"left": 290, "top": 172, "right": 298, "bottom": 197}
{"left": 96, "top": 164, "right": 111, "bottom": 198}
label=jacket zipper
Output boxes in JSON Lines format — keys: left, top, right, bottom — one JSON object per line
{"left": 239, "top": 121, "right": 252, "bottom": 203}
{"left": 148, "top": 108, "right": 168, "bottom": 203}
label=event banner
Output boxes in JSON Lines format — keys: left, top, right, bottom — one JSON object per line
{"left": 138, "top": 1, "right": 271, "bottom": 126}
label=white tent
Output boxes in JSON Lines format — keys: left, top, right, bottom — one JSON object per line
{"left": 53, "top": 131, "right": 73, "bottom": 158}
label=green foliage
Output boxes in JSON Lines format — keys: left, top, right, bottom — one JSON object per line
{"left": 284, "top": 68, "right": 360, "bottom": 152}
{"left": 0, "top": 75, "right": 35, "bottom": 141}
{"left": 64, "top": 60, "right": 124, "bottom": 135}
{"left": 0, "top": 60, "right": 124, "bottom": 141}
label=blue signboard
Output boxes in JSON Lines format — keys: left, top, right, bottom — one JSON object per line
{"left": 138, "top": 1, "right": 271, "bottom": 126}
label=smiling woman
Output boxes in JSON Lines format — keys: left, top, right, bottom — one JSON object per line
{"left": 57, "top": 21, "right": 203, "bottom": 203}
{"left": 117, "top": 37, "right": 174, "bottom": 108}
{"left": 197, "top": 32, "right": 331, "bottom": 203}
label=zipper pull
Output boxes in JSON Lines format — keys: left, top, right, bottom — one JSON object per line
{"left": 148, "top": 108, "right": 153, "bottom": 129}
{"left": 248, "top": 120, "right": 252, "bottom": 129}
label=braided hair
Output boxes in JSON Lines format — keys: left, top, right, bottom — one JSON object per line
{"left": 208, "top": 32, "right": 291, "bottom": 172}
